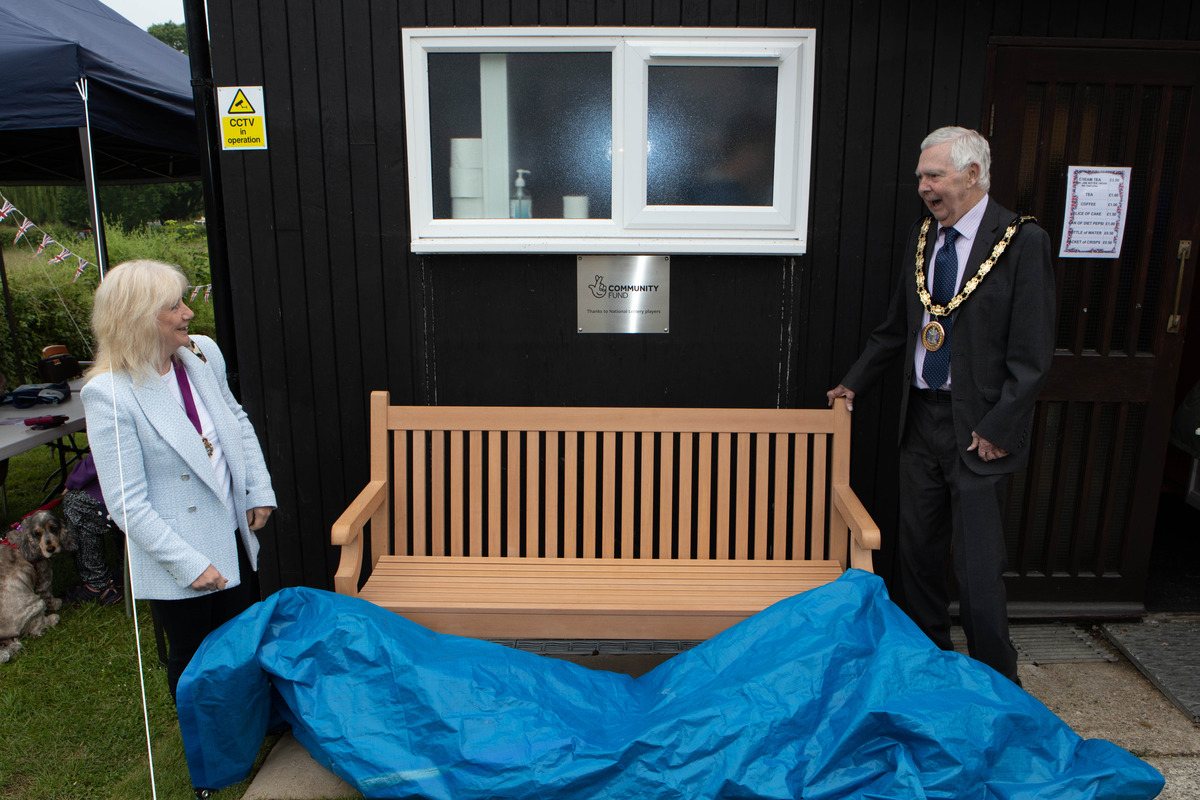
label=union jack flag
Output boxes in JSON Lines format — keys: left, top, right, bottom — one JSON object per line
{"left": 73, "top": 260, "right": 90, "bottom": 283}
{"left": 49, "top": 248, "right": 71, "bottom": 264}
{"left": 204, "top": 285, "right": 212, "bottom": 304}
{"left": 189, "top": 285, "right": 202, "bottom": 302}
{"left": 0, "top": 201, "right": 13, "bottom": 221}
{"left": 13, "top": 219, "right": 33, "bottom": 244}
{"left": 35, "top": 233, "right": 53, "bottom": 256}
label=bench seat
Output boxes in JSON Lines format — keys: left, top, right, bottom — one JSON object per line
{"left": 358, "top": 556, "right": 846, "bottom": 639}
{"left": 333, "top": 393, "right": 880, "bottom": 643}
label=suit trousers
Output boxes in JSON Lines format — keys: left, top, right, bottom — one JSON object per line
{"left": 896, "top": 388, "right": 1019, "bottom": 682}
{"left": 151, "top": 531, "right": 255, "bottom": 702}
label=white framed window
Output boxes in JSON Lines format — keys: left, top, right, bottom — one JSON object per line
{"left": 402, "top": 27, "right": 816, "bottom": 255}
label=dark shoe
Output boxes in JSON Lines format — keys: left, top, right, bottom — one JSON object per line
{"left": 65, "top": 580, "right": 123, "bottom": 606}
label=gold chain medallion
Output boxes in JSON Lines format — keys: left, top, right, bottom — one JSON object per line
{"left": 921, "top": 320, "right": 946, "bottom": 351}
{"left": 913, "top": 215, "right": 1033, "bottom": 349}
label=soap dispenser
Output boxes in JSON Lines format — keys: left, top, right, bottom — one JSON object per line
{"left": 510, "top": 169, "right": 532, "bottom": 218}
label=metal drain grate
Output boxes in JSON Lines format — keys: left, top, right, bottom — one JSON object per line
{"left": 1102, "top": 618, "right": 1200, "bottom": 723}
{"left": 1010, "top": 623, "right": 1119, "bottom": 665}
{"left": 496, "top": 624, "right": 1116, "bottom": 664}
{"left": 950, "top": 623, "right": 1117, "bottom": 664}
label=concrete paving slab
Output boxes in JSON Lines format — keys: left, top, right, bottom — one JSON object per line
{"left": 1144, "top": 756, "right": 1200, "bottom": 800}
{"left": 1021, "top": 660, "right": 1200, "bottom": 757}
{"left": 241, "top": 731, "right": 359, "bottom": 800}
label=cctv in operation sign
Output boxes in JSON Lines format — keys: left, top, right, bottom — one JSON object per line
{"left": 217, "top": 86, "right": 267, "bottom": 150}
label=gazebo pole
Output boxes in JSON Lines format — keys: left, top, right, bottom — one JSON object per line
{"left": 75, "top": 78, "right": 110, "bottom": 277}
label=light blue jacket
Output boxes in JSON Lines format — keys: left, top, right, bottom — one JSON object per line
{"left": 81, "top": 336, "right": 276, "bottom": 601}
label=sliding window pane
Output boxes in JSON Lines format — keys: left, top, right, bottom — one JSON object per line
{"left": 647, "top": 65, "right": 778, "bottom": 207}
{"left": 428, "top": 52, "right": 612, "bottom": 220}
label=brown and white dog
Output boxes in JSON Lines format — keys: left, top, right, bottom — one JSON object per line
{"left": 0, "top": 509, "right": 78, "bottom": 663}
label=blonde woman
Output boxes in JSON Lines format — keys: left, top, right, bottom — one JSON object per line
{"left": 82, "top": 260, "right": 276, "bottom": 700}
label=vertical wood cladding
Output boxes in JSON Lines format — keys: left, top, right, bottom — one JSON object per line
{"left": 202, "top": 0, "right": 1199, "bottom": 594}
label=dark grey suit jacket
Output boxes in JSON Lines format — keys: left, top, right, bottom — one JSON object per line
{"left": 841, "top": 197, "right": 1056, "bottom": 475}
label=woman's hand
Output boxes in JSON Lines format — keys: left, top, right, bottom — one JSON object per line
{"left": 247, "top": 506, "right": 274, "bottom": 531}
{"left": 191, "top": 564, "right": 228, "bottom": 592}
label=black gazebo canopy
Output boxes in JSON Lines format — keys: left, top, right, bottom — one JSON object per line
{"left": 0, "top": 0, "right": 199, "bottom": 185}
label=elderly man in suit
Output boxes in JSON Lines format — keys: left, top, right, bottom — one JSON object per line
{"left": 827, "top": 127, "right": 1056, "bottom": 684}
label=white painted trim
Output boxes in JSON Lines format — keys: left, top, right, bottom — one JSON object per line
{"left": 403, "top": 27, "right": 816, "bottom": 255}
{"left": 410, "top": 237, "right": 805, "bottom": 255}
{"left": 479, "top": 54, "right": 510, "bottom": 219}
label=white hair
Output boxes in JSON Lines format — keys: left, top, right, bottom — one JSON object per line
{"left": 921, "top": 127, "right": 991, "bottom": 192}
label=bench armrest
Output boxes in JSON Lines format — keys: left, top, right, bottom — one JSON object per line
{"left": 331, "top": 479, "right": 387, "bottom": 546}
{"left": 833, "top": 484, "right": 881, "bottom": 571}
{"left": 331, "top": 479, "right": 388, "bottom": 596}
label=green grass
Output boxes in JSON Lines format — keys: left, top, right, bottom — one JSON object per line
{"left": 1, "top": 443, "right": 274, "bottom": 799}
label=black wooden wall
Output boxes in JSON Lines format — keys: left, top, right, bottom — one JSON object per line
{"left": 201, "top": 0, "right": 1200, "bottom": 595}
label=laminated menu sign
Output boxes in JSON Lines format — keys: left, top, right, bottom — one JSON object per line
{"left": 1059, "top": 166, "right": 1131, "bottom": 259}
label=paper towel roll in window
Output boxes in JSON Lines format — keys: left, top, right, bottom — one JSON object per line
{"left": 450, "top": 138, "right": 483, "bottom": 168}
{"left": 450, "top": 167, "right": 484, "bottom": 198}
{"left": 562, "top": 195, "right": 589, "bottom": 219}
{"left": 451, "top": 197, "right": 484, "bottom": 218}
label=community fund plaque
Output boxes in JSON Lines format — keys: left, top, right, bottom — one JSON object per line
{"left": 577, "top": 255, "right": 670, "bottom": 334}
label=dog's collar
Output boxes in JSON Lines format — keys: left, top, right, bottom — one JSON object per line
{"left": 1, "top": 538, "right": 17, "bottom": 550}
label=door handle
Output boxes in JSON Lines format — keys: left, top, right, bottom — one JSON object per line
{"left": 1167, "top": 239, "right": 1193, "bottom": 333}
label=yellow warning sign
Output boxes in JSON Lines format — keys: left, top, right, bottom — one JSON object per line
{"left": 216, "top": 86, "right": 268, "bottom": 150}
{"left": 226, "top": 88, "right": 256, "bottom": 114}
{"left": 222, "top": 116, "right": 265, "bottom": 148}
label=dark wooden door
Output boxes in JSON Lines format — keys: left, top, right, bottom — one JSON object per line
{"left": 986, "top": 41, "right": 1200, "bottom": 614}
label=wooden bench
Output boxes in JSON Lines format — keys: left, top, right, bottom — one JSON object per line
{"left": 332, "top": 392, "right": 880, "bottom": 641}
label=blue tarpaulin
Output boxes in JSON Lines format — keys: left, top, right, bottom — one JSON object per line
{"left": 178, "top": 570, "right": 1164, "bottom": 799}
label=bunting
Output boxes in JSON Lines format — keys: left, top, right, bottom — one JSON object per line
{"left": 0, "top": 191, "right": 214, "bottom": 303}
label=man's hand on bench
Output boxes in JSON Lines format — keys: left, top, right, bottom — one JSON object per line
{"left": 826, "top": 385, "right": 855, "bottom": 412}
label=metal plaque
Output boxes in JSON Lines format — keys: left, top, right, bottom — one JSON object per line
{"left": 577, "top": 255, "right": 670, "bottom": 334}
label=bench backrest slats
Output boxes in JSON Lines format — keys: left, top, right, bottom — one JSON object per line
{"left": 696, "top": 433, "right": 712, "bottom": 558}
{"left": 370, "top": 399, "right": 857, "bottom": 567}
{"left": 649, "top": 432, "right": 662, "bottom": 557}
{"left": 710, "top": 434, "right": 729, "bottom": 561}
{"left": 811, "top": 435, "right": 828, "bottom": 560}
{"left": 563, "top": 433, "right": 577, "bottom": 558}
{"left": 676, "top": 434, "right": 691, "bottom": 557}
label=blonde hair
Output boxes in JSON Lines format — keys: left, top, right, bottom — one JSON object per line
{"left": 86, "top": 260, "right": 189, "bottom": 383}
